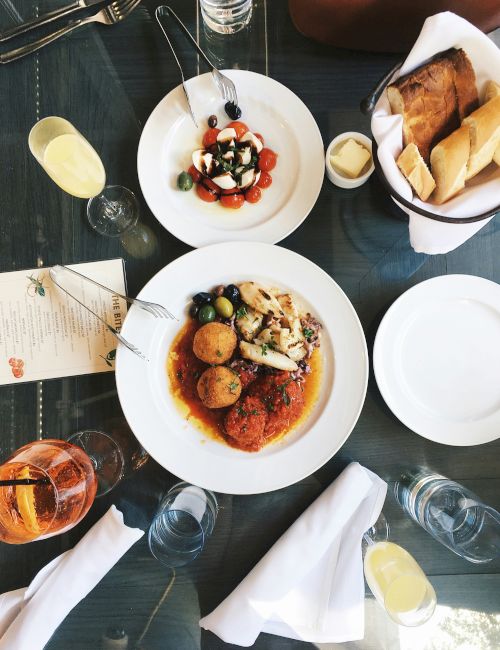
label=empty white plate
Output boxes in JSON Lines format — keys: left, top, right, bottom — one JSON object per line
{"left": 374, "top": 275, "right": 500, "bottom": 446}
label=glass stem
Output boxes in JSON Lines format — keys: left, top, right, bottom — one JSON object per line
{"left": 100, "top": 193, "right": 119, "bottom": 217}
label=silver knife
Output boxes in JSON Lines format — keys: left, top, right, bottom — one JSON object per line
{"left": 0, "top": 0, "right": 102, "bottom": 42}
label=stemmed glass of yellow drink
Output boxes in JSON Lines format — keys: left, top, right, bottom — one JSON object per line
{"left": 29, "top": 116, "right": 139, "bottom": 237}
{"left": 363, "top": 514, "right": 437, "bottom": 626}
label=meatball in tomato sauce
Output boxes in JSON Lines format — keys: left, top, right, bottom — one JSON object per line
{"left": 224, "top": 396, "right": 268, "bottom": 452}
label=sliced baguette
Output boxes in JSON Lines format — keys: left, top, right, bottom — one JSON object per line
{"left": 396, "top": 143, "right": 436, "bottom": 201}
{"left": 483, "top": 82, "right": 500, "bottom": 166}
{"left": 483, "top": 80, "right": 500, "bottom": 103}
{"left": 430, "top": 125, "right": 470, "bottom": 204}
{"left": 462, "top": 95, "right": 500, "bottom": 180}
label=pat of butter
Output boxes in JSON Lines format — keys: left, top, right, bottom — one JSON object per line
{"left": 330, "top": 138, "right": 371, "bottom": 179}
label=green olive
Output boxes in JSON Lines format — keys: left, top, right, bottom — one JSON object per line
{"left": 214, "top": 296, "right": 234, "bottom": 319}
{"left": 177, "top": 171, "right": 193, "bottom": 191}
{"left": 198, "top": 304, "right": 216, "bottom": 324}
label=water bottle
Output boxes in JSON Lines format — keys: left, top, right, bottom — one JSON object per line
{"left": 394, "top": 469, "right": 500, "bottom": 564}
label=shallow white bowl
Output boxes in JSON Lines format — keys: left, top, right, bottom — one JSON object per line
{"left": 325, "top": 131, "right": 374, "bottom": 189}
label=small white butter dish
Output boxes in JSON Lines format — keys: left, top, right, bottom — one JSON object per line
{"left": 325, "top": 132, "right": 374, "bottom": 189}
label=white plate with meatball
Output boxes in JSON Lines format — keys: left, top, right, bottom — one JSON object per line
{"left": 137, "top": 70, "right": 324, "bottom": 247}
{"left": 116, "top": 242, "right": 368, "bottom": 494}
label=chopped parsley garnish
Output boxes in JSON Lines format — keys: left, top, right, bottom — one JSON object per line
{"left": 229, "top": 381, "right": 239, "bottom": 394}
{"left": 216, "top": 350, "right": 223, "bottom": 357}
{"left": 236, "top": 305, "right": 247, "bottom": 319}
{"left": 303, "top": 327, "right": 314, "bottom": 341}
{"left": 176, "top": 369, "right": 183, "bottom": 382}
{"left": 277, "top": 379, "right": 292, "bottom": 407}
{"left": 261, "top": 343, "right": 269, "bottom": 356}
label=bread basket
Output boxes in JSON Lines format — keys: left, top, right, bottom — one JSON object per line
{"left": 361, "top": 62, "right": 500, "bottom": 225}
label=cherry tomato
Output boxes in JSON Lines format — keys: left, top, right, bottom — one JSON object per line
{"left": 196, "top": 178, "right": 220, "bottom": 202}
{"left": 245, "top": 186, "right": 262, "bottom": 203}
{"left": 257, "top": 171, "right": 272, "bottom": 189}
{"left": 225, "top": 121, "right": 248, "bottom": 140}
{"left": 254, "top": 133, "right": 265, "bottom": 145}
{"left": 188, "top": 164, "right": 201, "bottom": 183}
{"left": 202, "top": 128, "right": 220, "bottom": 148}
{"left": 220, "top": 191, "right": 244, "bottom": 209}
{"left": 221, "top": 187, "right": 240, "bottom": 195}
{"left": 258, "top": 148, "right": 278, "bottom": 172}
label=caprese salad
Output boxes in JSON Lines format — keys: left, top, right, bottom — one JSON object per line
{"left": 177, "top": 116, "right": 278, "bottom": 209}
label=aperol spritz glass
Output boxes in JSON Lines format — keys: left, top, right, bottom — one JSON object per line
{"left": 0, "top": 439, "right": 97, "bottom": 544}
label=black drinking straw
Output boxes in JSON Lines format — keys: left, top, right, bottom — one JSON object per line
{"left": 0, "top": 478, "right": 50, "bottom": 486}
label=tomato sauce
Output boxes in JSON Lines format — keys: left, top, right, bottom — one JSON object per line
{"left": 167, "top": 319, "right": 321, "bottom": 452}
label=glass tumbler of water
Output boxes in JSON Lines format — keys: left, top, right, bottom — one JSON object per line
{"left": 200, "top": 0, "right": 253, "bottom": 34}
{"left": 394, "top": 470, "right": 500, "bottom": 563}
{"left": 148, "top": 482, "right": 218, "bottom": 567}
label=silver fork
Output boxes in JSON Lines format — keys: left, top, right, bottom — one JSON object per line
{"left": 51, "top": 265, "right": 176, "bottom": 320}
{"left": 49, "top": 266, "right": 147, "bottom": 361}
{"left": 0, "top": 0, "right": 142, "bottom": 64}
{"left": 155, "top": 5, "right": 239, "bottom": 125}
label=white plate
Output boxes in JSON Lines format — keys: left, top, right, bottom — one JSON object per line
{"left": 116, "top": 243, "right": 368, "bottom": 494}
{"left": 137, "top": 70, "right": 324, "bottom": 248}
{"left": 374, "top": 275, "right": 500, "bottom": 446}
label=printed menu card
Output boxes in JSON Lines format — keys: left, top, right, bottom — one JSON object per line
{"left": 0, "top": 259, "right": 127, "bottom": 385}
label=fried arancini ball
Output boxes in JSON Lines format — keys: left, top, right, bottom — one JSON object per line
{"left": 192, "top": 322, "right": 237, "bottom": 365}
{"left": 197, "top": 366, "right": 242, "bottom": 409}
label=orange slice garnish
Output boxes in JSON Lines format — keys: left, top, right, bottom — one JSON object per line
{"left": 16, "top": 466, "right": 41, "bottom": 536}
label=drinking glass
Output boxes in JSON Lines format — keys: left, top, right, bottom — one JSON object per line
{"left": 28, "top": 116, "right": 139, "bottom": 236}
{"left": 148, "top": 482, "right": 217, "bottom": 567}
{"left": 67, "top": 430, "right": 124, "bottom": 497}
{"left": 394, "top": 469, "right": 500, "bottom": 564}
{"left": 0, "top": 439, "right": 97, "bottom": 544}
{"left": 363, "top": 514, "right": 437, "bottom": 626}
{"left": 200, "top": 0, "right": 252, "bottom": 34}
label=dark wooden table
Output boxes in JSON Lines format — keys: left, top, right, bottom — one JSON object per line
{"left": 0, "top": 1, "right": 499, "bottom": 648}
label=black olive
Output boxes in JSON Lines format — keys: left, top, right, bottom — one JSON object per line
{"left": 208, "top": 114, "right": 218, "bottom": 128}
{"left": 189, "top": 303, "right": 200, "bottom": 319}
{"left": 192, "top": 292, "right": 213, "bottom": 306}
{"left": 223, "top": 284, "right": 241, "bottom": 305}
{"left": 225, "top": 101, "right": 242, "bottom": 120}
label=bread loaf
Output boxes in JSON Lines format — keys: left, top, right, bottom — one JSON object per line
{"left": 462, "top": 95, "right": 500, "bottom": 179}
{"left": 430, "top": 125, "right": 470, "bottom": 204}
{"left": 397, "top": 143, "right": 436, "bottom": 201}
{"left": 387, "top": 48, "right": 478, "bottom": 163}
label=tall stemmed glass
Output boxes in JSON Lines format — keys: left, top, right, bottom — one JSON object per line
{"left": 28, "top": 116, "right": 139, "bottom": 236}
{"left": 363, "top": 514, "right": 437, "bottom": 626}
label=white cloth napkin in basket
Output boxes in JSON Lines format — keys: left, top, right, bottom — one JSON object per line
{"left": 200, "top": 462, "right": 387, "bottom": 646}
{"left": 371, "top": 12, "right": 500, "bottom": 255}
{"left": 0, "top": 505, "right": 143, "bottom": 650}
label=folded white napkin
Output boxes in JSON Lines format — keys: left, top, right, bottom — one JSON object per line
{"left": 371, "top": 12, "right": 500, "bottom": 255}
{"left": 200, "top": 462, "right": 387, "bottom": 646}
{"left": 0, "top": 505, "right": 143, "bottom": 650}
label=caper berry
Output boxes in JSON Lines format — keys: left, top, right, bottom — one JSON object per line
{"left": 225, "top": 101, "right": 242, "bottom": 120}
{"left": 208, "top": 114, "right": 218, "bottom": 128}
{"left": 177, "top": 171, "right": 193, "bottom": 191}
{"left": 198, "top": 304, "right": 216, "bottom": 324}
{"left": 214, "top": 296, "right": 234, "bottom": 319}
